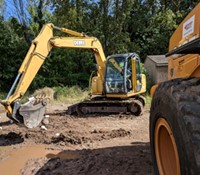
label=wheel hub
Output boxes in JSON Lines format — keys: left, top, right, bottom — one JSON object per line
{"left": 154, "top": 118, "right": 181, "bottom": 175}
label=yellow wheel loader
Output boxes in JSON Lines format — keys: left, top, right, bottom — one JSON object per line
{"left": 150, "top": 3, "right": 200, "bottom": 174}
{"left": 1, "top": 23, "right": 146, "bottom": 128}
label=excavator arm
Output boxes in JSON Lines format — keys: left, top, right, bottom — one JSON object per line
{"left": 1, "top": 23, "right": 106, "bottom": 128}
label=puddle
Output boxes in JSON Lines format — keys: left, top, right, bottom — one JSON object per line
{"left": 0, "top": 145, "right": 79, "bottom": 175}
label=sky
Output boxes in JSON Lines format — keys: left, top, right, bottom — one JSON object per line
{"left": 4, "top": 0, "right": 30, "bottom": 20}
{"left": 4, "top": 0, "right": 16, "bottom": 19}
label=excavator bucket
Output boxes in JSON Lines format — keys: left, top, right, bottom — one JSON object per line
{"left": 20, "top": 101, "right": 47, "bottom": 128}
{"left": 10, "top": 97, "right": 47, "bottom": 128}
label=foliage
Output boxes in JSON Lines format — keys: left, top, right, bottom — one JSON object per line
{"left": 144, "top": 94, "right": 152, "bottom": 108}
{"left": 0, "top": 19, "right": 27, "bottom": 91}
{"left": 30, "top": 48, "right": 95, "bottom": 90}
{"left": 21, "top": 86, "right": 88, "bottom": 104}
{"left": 0, "top": 0, "right": 198, "bottom": 93}
{"left": 53, "top": 86, "right": 89, "bottom": 103}
{"left": 140, "top": 62, "right": 151, "bottom": 93}
{"left": 0, "top": 91, "right": 6, "bottom": 100}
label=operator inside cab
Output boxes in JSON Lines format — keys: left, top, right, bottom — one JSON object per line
{"left": 105, "top": 54, "right": 133, "bottom": 94}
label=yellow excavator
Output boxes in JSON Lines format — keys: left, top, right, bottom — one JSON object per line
{"left": 1, "top": 23, "right": 146, "bottom": 128}
{"left": 150, "top": 3, "right": 200, "bottom": 175}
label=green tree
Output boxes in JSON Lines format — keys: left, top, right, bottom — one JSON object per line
{"left": 2, "top": 0, "right": 199, "bottom": 91}
{"left": 0, "top": 20, "right": 27, "bottom": 91}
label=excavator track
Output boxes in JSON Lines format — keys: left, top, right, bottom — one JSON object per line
{"left": 68, "top": 96, "right": 144, "bottom": 116}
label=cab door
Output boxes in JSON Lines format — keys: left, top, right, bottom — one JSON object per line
{"left": 105, "top": 57, "right": 126, "bottom": 94}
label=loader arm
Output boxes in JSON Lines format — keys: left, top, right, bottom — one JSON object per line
{"left": 1, "top": 23, "right": 106, "bottom": 128}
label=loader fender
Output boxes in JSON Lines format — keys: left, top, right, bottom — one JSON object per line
{"left": 150, "top": 84, "right": 159, "bottom": 98}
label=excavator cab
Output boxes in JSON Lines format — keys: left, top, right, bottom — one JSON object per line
{"left": 105, "top": 53, "right": 142, "bottom": 94}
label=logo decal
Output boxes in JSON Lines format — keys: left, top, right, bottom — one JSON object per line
{"left": 182, "top": 15, "right": 195, "bottom": 38}
{"left": 73, "top": 40, "right": 85, "bottom": 46}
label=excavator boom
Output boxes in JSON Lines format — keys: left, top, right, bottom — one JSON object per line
{"left": 1, "top": 23, "right": 106, "bottom": 128}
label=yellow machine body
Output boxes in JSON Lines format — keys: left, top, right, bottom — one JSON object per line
{"left": 1, "top": 23, "right": 146, "bottom": 128}
{"left": 168, "top": 3, "right": 200, "bottom": 79}
{"left": 151, "top": 3, "right": 200, "bottom": 97}
{"left": 150, "top": 3, "right": 200, "bottom": 175}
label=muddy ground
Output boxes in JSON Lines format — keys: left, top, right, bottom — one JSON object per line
{"left": 0, "top": 104, "right": 153, "bottom": 175}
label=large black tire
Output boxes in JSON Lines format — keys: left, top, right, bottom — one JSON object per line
{"left": 150, "top": 78, "right": 200, "bottom": 175}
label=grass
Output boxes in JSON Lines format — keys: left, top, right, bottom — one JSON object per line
{"left": 53, "top": 86, "right": 89, "bottom": 104}
{"left": 1, "top": 86, "right": 152, "bottom": 109}
{"left": 29, "top": 86, "right": 89, "bottom": 104}
{"left": 0, "top": 86, "right": 89, "bottom": 105}
{"left": 31, "top": 87, "right": 152, "bottom": 108}
{"left": 144, "top": 94, "right": 152, "bottom": 108}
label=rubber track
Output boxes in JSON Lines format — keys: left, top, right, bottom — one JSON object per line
{"left": 68, "top": 97, "right": 144, "bottom": 116}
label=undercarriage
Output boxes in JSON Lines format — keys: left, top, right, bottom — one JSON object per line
{"left": 68, "top": 96, "right": 145, "bottom": 116}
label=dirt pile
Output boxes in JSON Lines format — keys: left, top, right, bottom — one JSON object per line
{"left": 21, "top": 144, "right": 152, "bottom": 175}
{"left": 0, "top": 106, "right": 153, "bottom": 175}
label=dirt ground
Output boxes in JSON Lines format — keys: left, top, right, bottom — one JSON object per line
{"left": 0, "top": 104, "right": 153, "bottom": 175}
